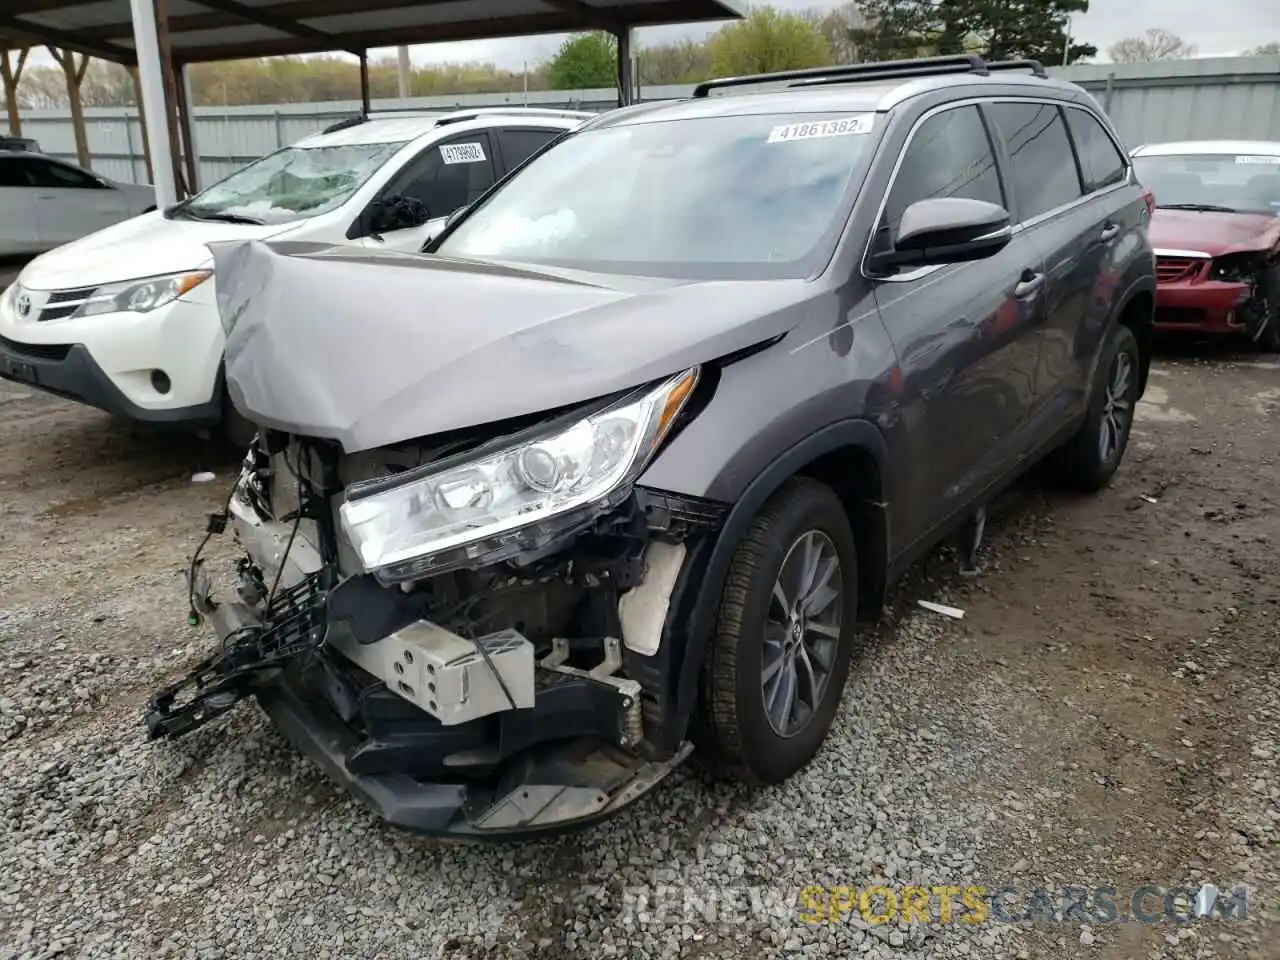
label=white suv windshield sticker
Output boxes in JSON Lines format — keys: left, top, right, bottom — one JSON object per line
{"left": 440, "top": 142, "right": 486, "bottom": 164}
{"left": 768, "top": 115, "right": 874, "bottom": 144}
{"left": 1235, "top": 155, "right": 1280, "bottom": 164}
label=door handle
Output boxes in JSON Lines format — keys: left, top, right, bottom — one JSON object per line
{"left": 1099, "top": 222, "right": 1120, "bottom": 242}
{"left": 1013, "top": 269, "right": 1044, "bottom": 298}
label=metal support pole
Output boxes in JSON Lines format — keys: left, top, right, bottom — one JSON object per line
{"left": 174, "top": 62, "right": 199, "bottom": 194}
{"left": 1103, "top": 71, "right": 1116, "bottom": 113}
{"left": 180, "top": 62, "right": 201, "bottom": 191}
{"left": 396, "top": 46, "right": 411, "bottom": 98}
{"left": 128, "top": 0, "right": 177, "bottom": 206}
{"left": 359, "top": 51, "right": 371, "bottom": 114}
{"left": 614, "top": 27, "right": 633, "bottom": 107}
{"left": 123, "top": 111, "right": 136, "bottom": 182}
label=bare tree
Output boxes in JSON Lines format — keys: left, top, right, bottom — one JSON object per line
{"left": 1107, "top": 29, "right": 1196, "bottom": 63}
{"left": 1, "top": 48, "right": 30, "bottom": 135}
{"left": 1246, "top": 41, "right": 1280, "bottom": 56}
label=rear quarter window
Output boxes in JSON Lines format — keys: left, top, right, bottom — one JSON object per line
{"left": 1064, "top": 108, "right": 1128, "bottom": 192}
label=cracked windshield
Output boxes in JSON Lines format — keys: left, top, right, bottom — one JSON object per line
{"left": 177, "top": 140, "right": 406, "bottom": 224}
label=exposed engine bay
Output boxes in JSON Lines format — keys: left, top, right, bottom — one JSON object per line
{"left": 143, "top": 400, "right": 728, "bottom": 836}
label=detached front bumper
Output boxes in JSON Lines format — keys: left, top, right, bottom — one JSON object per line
{"left": 1154, "top": 280, "right": 1252, "bottom": 335}
{"left": 145, "top": 493, "right": 696, "bottom": 839}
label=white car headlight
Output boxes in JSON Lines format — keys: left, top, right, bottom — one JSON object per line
{"left": 70, "top": 270, "right": 211, "bottom": 319}
{"left": 339, "top": 367, "right": 699, "bottom": 582}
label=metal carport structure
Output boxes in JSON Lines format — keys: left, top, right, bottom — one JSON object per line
{"left": 0, "top": 0, "right": 744, "bottom": 206}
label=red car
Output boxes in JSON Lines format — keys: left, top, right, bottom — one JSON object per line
{"left": 1130, "top": 140, "right": 1280, "bottom": 351}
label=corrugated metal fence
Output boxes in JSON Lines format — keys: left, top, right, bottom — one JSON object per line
{"left": 13, "top": 55, "right": 1280, "bottom": 188}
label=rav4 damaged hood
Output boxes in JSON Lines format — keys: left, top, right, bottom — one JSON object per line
{"left": 209, "top": 239, "right": 806, "bottom": 453}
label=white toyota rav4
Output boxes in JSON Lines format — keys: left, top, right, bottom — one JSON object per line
{"left": 0, "top": 107, "right": 589, "bottom": 441}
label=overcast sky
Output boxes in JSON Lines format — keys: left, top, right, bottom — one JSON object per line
{"left": 383, "top": 0, "right": 1280, "bottom": 69}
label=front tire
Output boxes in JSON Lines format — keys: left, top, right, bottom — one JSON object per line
{"left": 1049, "top": 323, "right": 1141, "bottom": 492}
{"left": 697, "top": 477, "right": 859, "bottom": 786}
{"left": 221, "top": 402, "right": 257, "bottom": 453}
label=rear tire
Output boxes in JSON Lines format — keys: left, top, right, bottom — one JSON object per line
{"left": 1048, "top": 323, "right": 1141, "bottom": 492}
{"left": 696, "top": 477, "right": 859, "bottom": 786}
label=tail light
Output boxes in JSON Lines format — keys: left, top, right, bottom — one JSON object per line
{"left": 1141, "top": 186, "right": 1156, "bottom": 217}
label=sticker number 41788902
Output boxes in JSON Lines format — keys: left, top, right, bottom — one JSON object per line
{"left": 768, "top": 115, "right": 874, "bottom": 143}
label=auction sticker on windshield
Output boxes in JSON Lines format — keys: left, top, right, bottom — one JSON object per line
{"left": 1236, "top": 155, "right": 1280, "bottom": 164}
{"left": 440, "top": 142, "right": 486, "bottom": 164}
{"left": 768, "top": 115, "right": 874, "bottom": 144}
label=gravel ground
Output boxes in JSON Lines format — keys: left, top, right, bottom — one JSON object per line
{"left": 1, "top": 343, "right": 1278, "bottom": 960}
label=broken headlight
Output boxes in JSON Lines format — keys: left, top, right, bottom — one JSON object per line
{"left": 1209, "top": 252, "right": 1265, "bottom": 284}
{"left": 338, "top": 367, "right": 699, "bottom": 582}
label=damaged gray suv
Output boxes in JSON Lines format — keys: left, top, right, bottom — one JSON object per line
{"left": 146, "top": 55, "right": 1156, "bottom": 837}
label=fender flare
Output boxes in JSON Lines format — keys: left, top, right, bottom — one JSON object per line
{"left": 668, "top": 418, "right": 889, "bottom": 727}
{"left": 1091, "top": 273, "right": 1157, "bottom": 396}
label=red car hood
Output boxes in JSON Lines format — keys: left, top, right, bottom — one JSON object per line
{"left": 1149, "top": 209, "right": 1280, "bottom": 256}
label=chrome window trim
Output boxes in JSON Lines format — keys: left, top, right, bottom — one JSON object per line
{"left": 863, "top": 95, "right": 1136, "bottom": 285}
{"left": 1153, "top": 248, "right": 1212, "bottom": 259}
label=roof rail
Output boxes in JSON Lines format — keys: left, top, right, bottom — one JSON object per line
{"left": 984, "top": 58, "right": 1048, "bottom": 78}
{"left": 364, "top": 108, "right": 449, "bottom": 119}
{"left": 692, "top": 55, "right": 987, "bottom": 97}
{"left": 321, "top": 115, "right": 367, "bottom": 134}
{"left": 433, "top": 107, "right": 597, "bottom": 126}
{"left": 692, "top": 54, "right": 1049, "bottom": 97}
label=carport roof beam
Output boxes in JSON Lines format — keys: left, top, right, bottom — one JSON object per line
{"left": 0, "top": 0, "right": 747, "bottom": 66}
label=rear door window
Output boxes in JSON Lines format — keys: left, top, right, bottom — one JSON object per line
{"left": 0, "top": 157, "right": 31, "bottom": 187}
{"left": 496, "top": 128, "right": 566, "bottom": 175}
{"left": 882, "top": 104, "right": 1005, "bottom": 240}
{"left": 23, "top": 157, "right": 105, "bottom": 189}
{"left": 985, "top": 102, "right": 1084, "bottom": 221}
{"left": 1064, "top": 107, "right": 1128, "bottom": 192}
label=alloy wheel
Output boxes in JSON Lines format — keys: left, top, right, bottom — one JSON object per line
{"left": 762, "top": 529, "right": 843, "bottom": 738}
{"left": 1098, "top": 350, "right": 1134, "bottom": 464}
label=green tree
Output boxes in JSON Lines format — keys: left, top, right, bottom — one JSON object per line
{"left": 706, "top": 5, "right": 834, "bottom": 76}
{"left": 853, "top": 0, "right": 1097, "bottom": 67}
{"left": 546, "top": 32, "right": 618, "bottom": 90}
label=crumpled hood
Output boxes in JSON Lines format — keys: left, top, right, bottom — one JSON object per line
{"left": 1149, "top": 209, "right": 1280, "bottom": 257}
{"left": 20, "top": 210, "right": 301, "bottom": 290}
{"left": 210, "top": 239, "right": 808, "bottom": 453}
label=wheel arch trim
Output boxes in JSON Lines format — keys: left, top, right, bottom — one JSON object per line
{"left": 667, "top": 419, "right": 890, "bottom": 730}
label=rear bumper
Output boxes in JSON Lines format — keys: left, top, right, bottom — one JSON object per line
{"left": 0, "top": 334, "right": 222, "bottom": 425}
{"left": 1154, "top": 280, "right": 1251, "bottom": 334}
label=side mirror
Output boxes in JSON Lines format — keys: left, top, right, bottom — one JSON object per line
{"left": 868, "top": 197, "right": 1012, "bottom": 273}
{"left": 367, "top": 194, "right": 431, "bottom": 235}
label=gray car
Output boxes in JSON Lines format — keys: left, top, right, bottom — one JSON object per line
{"left": 146, "top": 55, "right": 1156, "bottom": 838}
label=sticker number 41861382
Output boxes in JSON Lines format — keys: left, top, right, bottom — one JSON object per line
{"left": 440, "top": 142, "right": 486, "bottom": 164}
{"left": 768, "top": 115, "right": 874, "bottom": 144}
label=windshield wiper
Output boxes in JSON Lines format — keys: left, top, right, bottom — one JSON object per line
{"left": 1159, "top": 203, "right": 1241, "bottom": 214}
{"left": 186, "top": 211, "right": 266, "bottom": 225}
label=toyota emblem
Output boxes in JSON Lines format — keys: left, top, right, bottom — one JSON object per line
{"left": 15, "top": 291, "right": 31, "bottom": 319}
